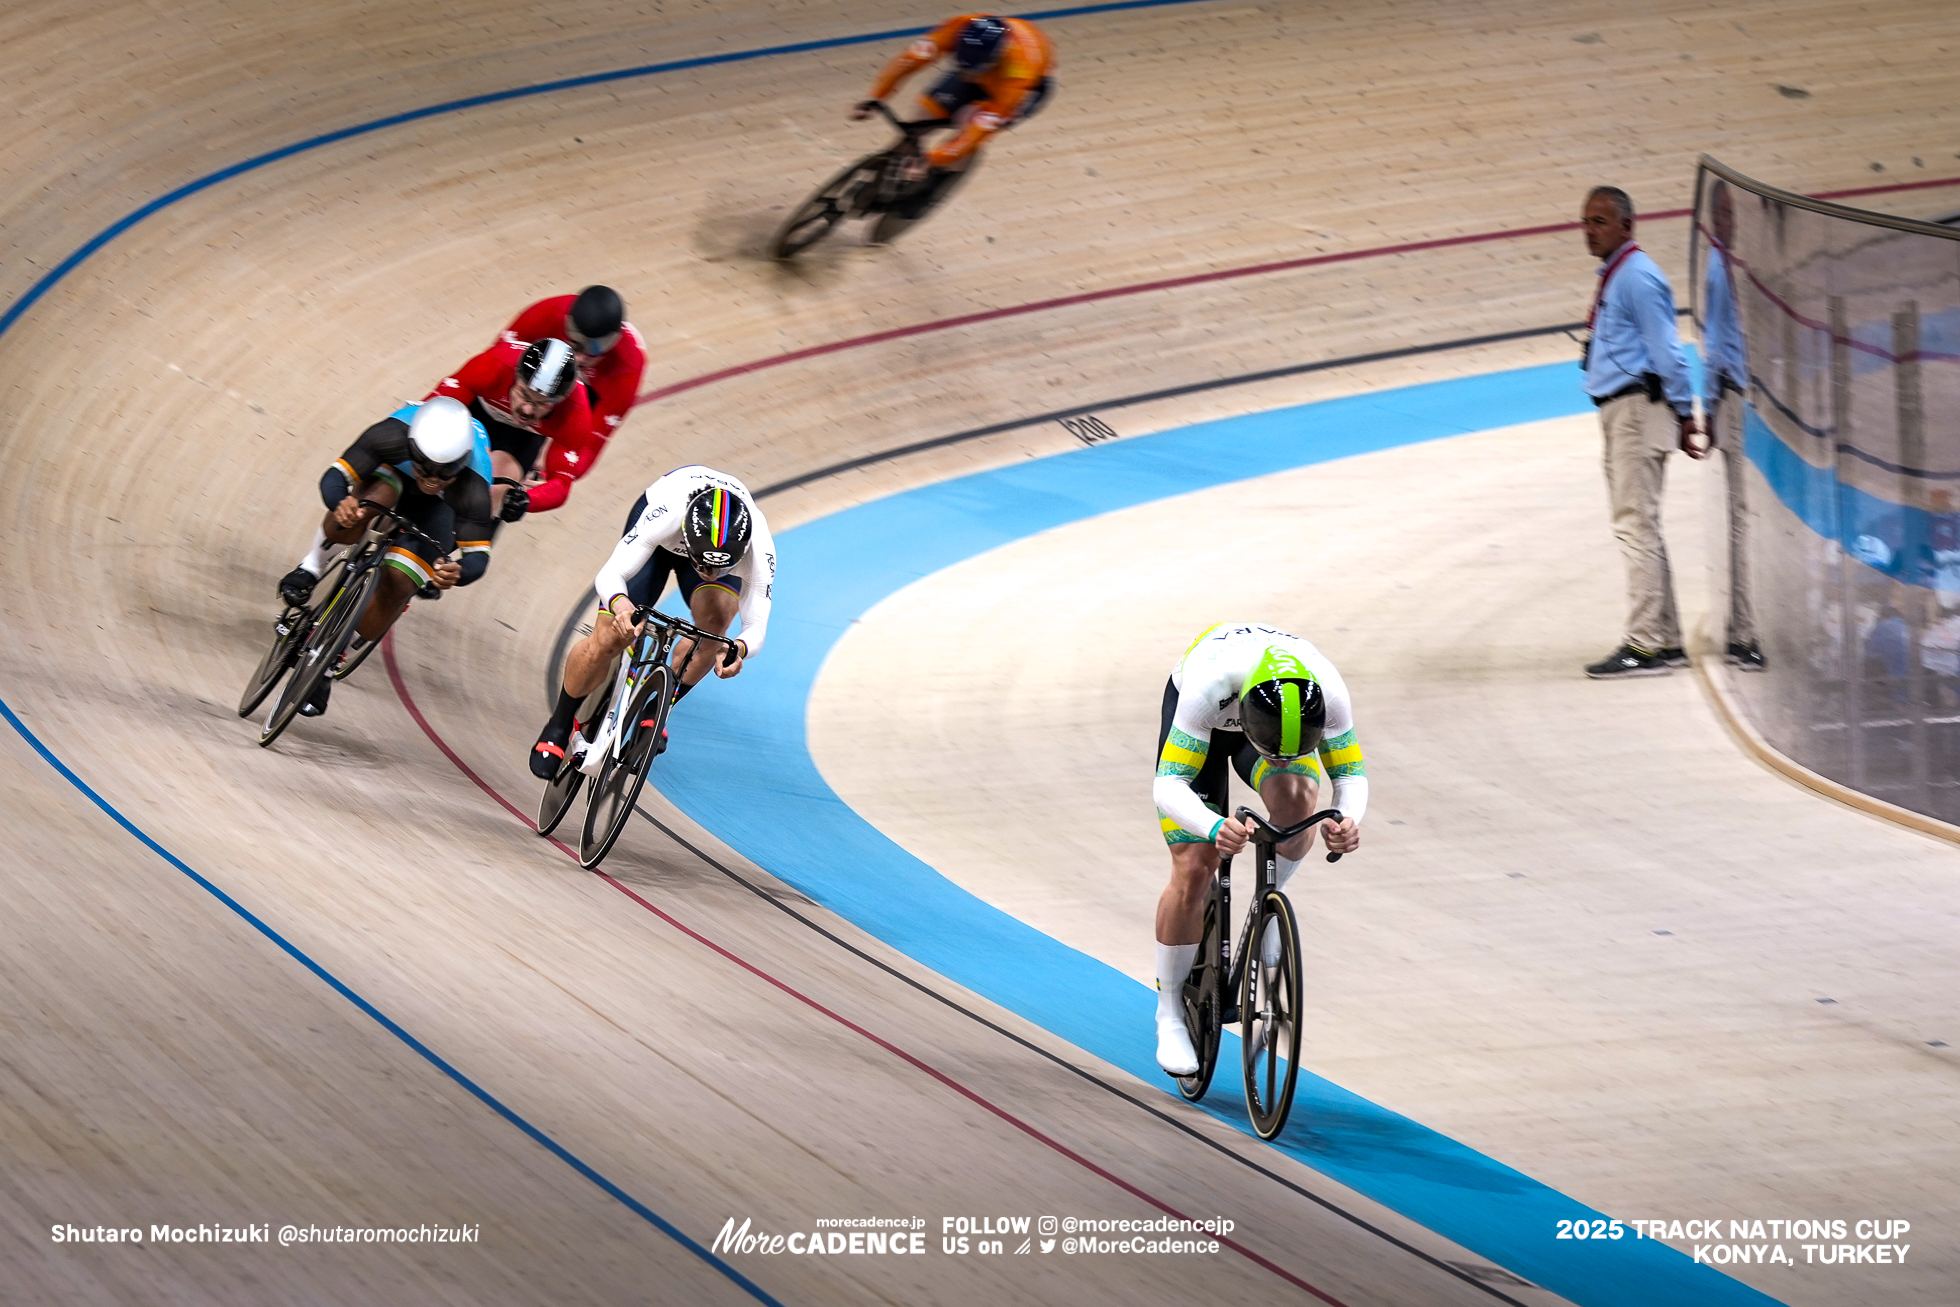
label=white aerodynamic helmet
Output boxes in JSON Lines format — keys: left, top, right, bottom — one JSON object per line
{"left": 407, "top": 395, "right": 476, "bottom": 477}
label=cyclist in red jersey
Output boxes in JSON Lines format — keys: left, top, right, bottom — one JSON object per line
{"left": 498, "top": 286, "right": 647, "bottom": 513}
{"left": 430, "top": 337, "right": 590, "bottom": 517}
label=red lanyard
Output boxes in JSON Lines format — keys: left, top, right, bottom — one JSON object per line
{"left": 1586, "top": 242, "right": 1642, "bottom": 329}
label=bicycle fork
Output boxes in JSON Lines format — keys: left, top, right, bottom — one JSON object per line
{"left": 579, "top": 648, "right": 642, "bottom": 776}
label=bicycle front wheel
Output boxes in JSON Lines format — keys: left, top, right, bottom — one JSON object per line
{"left": 259, "top": 563, "right": 380, "bottom": 747}
{"left": 536, "top": 680, "right": 611, "bottom": 837}
{"left": 771, "top": 155, "right": 884, "bottom": 259}
{"left": 238, "top": 609, "right": 310, "bottom": 716}
{"left": 579, "top": 664, "right": 671, "bottom": 869}
{"left": 1241, "top": 890, "right": 1304, "bottom": 1139}
{"left": 1177, "top": 889, "right": 1225, "bottom": 1102}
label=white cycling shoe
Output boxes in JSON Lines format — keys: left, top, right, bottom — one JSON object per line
{"left": 1156, "top": 1016, "right": 1200, "bottom": 1077}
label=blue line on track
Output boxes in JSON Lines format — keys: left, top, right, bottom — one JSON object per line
{"left": 0, "top": 2, "right": 1226, "bottom": 1289}
{"left": 0, "top": 700, "right": 781, "bottom": 1304}
{"left": 0, "top": 0, "right": 1222, "bottom": 342}
{"left": 653, "top": 361, "right": 1786, "bottom": 1307}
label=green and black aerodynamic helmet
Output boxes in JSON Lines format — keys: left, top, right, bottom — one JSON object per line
{"left": 1239, "top": 646, "right": 1327, "bottom": 760}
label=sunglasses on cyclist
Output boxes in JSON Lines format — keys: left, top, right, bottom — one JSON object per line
{"left": 410, "top": 456, "right": 467, "bottom": 482}
{"left": 564, "top": 318, "right": 621, "bottom": 357}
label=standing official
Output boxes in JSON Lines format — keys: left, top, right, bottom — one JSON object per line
{"left": 1702, "top": 183, "right": 1764, "bottom": 671}
{"left": 1579, "top": 185, "right": 1706, "bottom": 679}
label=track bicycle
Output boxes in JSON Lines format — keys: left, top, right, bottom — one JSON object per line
{"left": 323, "top": 475, "right": 527, "bottom": 684}
{"left": 532, "top": 604, "right": 735, "bottom": 868}
{"left": 1177, "top": 806, "right": 1344, "bottom": 1140}
{"left": 770, "top": 101, "right": 974, "bottom": 258}
{"left": 240, "top": 501, "right": 451, "bottom": 748}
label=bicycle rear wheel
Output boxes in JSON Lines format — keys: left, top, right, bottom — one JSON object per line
{"left": 771, "top": 154, "right": 884, "bottom": 259}
{"left": 238, "top": 609, "right": 310, "bottom": 716}
{"left": 259, "top": 562, "right": 381, "bottom": 747}
{"left": 1177, "top": 888, "right": 1225, "bottom": 1102}
{"left": 536, "top": 680, "right": 611, "bottom": 837}
{"left": 1242, "top": 890, "right": 1304, "bottom": 1139}
{"left": 579, "top": 663, "right": 671, "bottom": 869}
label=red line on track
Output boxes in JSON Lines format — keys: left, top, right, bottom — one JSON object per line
{"left": 631, "top": 175, "right": 1960, "bottom": 410}
{"left": 378, "top": 632, "right": 1349, "bottom": 1305}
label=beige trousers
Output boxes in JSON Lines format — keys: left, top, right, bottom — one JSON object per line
{"left": 1710, "top": 393, "right": 1758, "bottom": 646}
{"left": 1598, "top": 392, "right": 1682, "bottom": 651}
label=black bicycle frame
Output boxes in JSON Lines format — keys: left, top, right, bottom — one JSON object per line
{"left": 1215, "top": 806, "right": 1343, "bottom": 1023}
{"left": 865, "top": 100, "right": 953, "bottom": 205}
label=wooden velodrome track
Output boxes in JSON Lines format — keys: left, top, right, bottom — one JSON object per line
{"left": 4, "top": 1, "right": 1959, "bottom": 1304}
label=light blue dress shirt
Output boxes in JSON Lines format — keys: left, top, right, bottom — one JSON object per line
{"left": 1700, "top": 245, "right": 1747, "bottom": 399}
{"left": 1583, "top": 245, "right": 1695, "bottom": 417}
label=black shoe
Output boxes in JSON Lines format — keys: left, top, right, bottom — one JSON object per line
{"left": 1726, "top": 642, "right": 1766, "bottom": 672}
{"left": 1585, "top": 644, "right": 1670, "bottom": 679}
{"left": 279, "top": 566, "right": 318, "bottom": 608}
{"left": 299, "top": 675, "right": 333, "bottom": 717}
{"left": 531, "top": 718, "right": 572, "bottom": 779}
{"left": 1658, "top": 646, "right": 1690, "bottom": 668}
{"left": 416, "top": 581, "right": 442, "bottom": 600}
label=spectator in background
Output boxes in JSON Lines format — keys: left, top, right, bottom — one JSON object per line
{"left": 500, "top": 286, "right": 648, "bottom": 512}
{"left": 1578, "top": 185, "right": 1707, "bottom": 679}
{"left": 1702, "top": 181, "right": 1764, "bottom": 671}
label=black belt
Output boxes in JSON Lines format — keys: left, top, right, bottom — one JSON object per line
{"left": 1592, "top": 382, "right": 1647, "bottom": 407}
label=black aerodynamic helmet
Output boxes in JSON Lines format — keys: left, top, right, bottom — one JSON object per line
{"left": 682, "top": 485, "right": 752, "bottom": 571}
{"left": 955, "top": 16, "right": 1008, "bottom": 70}
{"left": 567, "top": 285, "right": 625, "bottom": 356}
{"left": 1239, "top": 646, "right": 1328, "bottom": 761}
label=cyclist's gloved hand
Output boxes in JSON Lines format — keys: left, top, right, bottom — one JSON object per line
{"left": 1211, "top": 815, "right": 1251, "bottom": 857}
{"left": 850, "top": 99, "right": 879, "bottom": 121}
{"left": 1321, "top": 814, "right": 1361, "bottom": 857}
{"left": 499, "top": 484, "right": 530, "bottom": 523}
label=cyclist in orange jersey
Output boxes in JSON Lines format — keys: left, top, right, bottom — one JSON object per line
{"left": 852, "top": 14, "right": 1054, "bottom": 188}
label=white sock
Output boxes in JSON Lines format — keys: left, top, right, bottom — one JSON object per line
{"left": 1273, "top": 853, "right": 1303, "bottom": 894}
{"left": 297, "top": 526, "right": 345, "bottom": 577}
{"left": 1154, "top": 942, "right": 1197, "bottom": 1021}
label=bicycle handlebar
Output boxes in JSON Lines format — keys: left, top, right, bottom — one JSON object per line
{"left": 1234, "top": 805, "right": 1347, "bottom": 863}
{"left": 355, "top": 499, "right": 449, "bottom": 556}
{"left": 859, "top": 99, "right": 952, "bottom": 136}
{"left": 631, "top": 604, "right": 742, "bottom": 667}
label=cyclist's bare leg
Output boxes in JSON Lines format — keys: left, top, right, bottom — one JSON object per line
{"left": 1256, "top": 772, "right": 1322, "bottom": 863}
{"left": 1153, "top": 841, "right": 1218, "bottom": 1073}
{"left": 562, "top": 611, "right": 636, "bottom": 700}
{"left": 1155, "top": 843, "right": 1219, "bottom": 947}
{"left": 671, "top": 584, "right": 739, "bottom": 687}
{"left": 355, "top": 565, "right": 419, "bottom": 642}
{"left": 287, "top": 477, "right": 395, "bottom": 606}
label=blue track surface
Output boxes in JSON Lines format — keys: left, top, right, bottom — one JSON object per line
{"left": 655, "top": 362, "right": 1785, "bottom": 1307}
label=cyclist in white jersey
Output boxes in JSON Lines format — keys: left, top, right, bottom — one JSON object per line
{"left": 1151, "top": 623, "right": 1368, "bottom": 1075}
{"left": 530, "top": 465, "right": 775, "bottom": 777}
